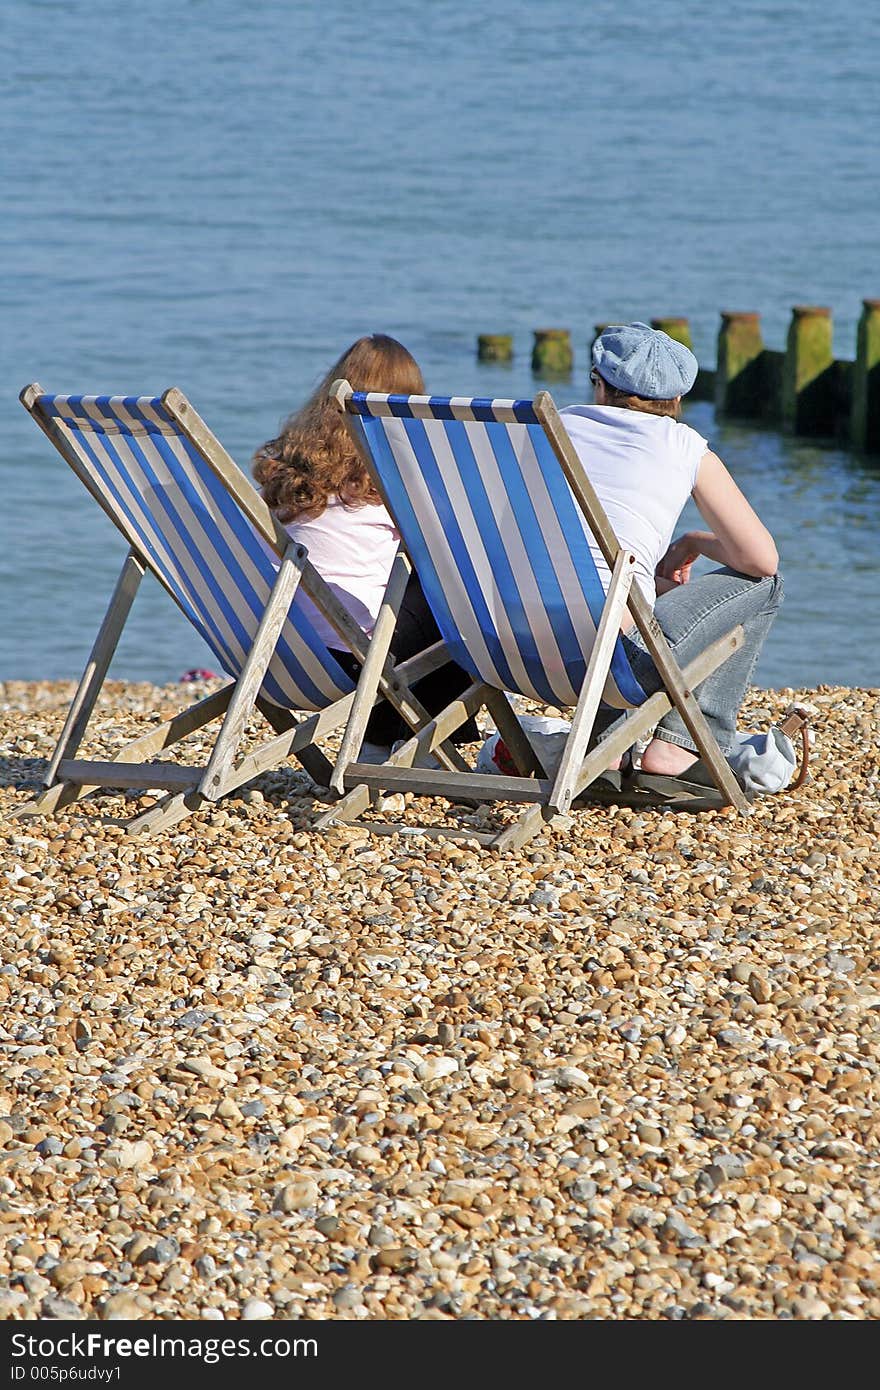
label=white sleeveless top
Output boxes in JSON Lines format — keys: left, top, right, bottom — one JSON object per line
{"left": 283, "top": 497, "right": 399, "bottom": 649}
{"left": 559, "top": 404, "right": 708, "bottom": 607}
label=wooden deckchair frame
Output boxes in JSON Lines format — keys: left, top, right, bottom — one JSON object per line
{"left": 317, "top": 382, "right": 750, "bottom": 850}
{"left": 17, "top": 384, "right": 467, "bottom": 836}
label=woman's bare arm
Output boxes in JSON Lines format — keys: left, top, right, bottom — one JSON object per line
{"left": 657, "top": 450, "right": 778, "bottom": 582}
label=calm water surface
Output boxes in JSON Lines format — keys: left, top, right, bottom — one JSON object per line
{"left": 2, "top": 0, "right": 878, "bottom": 689}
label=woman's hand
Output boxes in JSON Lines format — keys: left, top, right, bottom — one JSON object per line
{"left": 656, "top": 533, "right": 703, "bottom": 587}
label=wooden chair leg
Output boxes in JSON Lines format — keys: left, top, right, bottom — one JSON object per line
{"left": 548, "top": 550, "right": 634, "bottom": 814}
{"left": 198, "top": 543, "right": 305, "bottom": 801}
{"left": 493, "top": 628, "right": 751, "bottom": 852}
{"left": 15, "top": 551, "right": 144, "bottom": 820}
{"left": 256, "top": 698, "right": 335, "bottom": 787}
{"left": 630, "top": 613, "right": 751, "bottom": 813}
{"left": 125, "top": 789, "right": 205, "bottom": 837}
{"left": 125, "top": 689, "right": 363, "bottom": 836}
{"left": 316, "top": 682, "right": 490, "bottom": 829}
{"left": 330, "top": 548, "right": 410, "bottom": 793}
{"left": 493, "top": 700, "right": 659, "bottom": 852}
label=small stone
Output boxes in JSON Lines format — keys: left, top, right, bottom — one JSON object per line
{"left": 661, "top": 1215, "right": 703, "bottom": 1249}
{"left": 441, "top": 1178, "right": 490, "bottom": 1209}
{"left": 241, "top": 1298, "right": 274, "bottom": 1320}
{"left": 616, "top": 1020, "right": 642, "bottom": 1044}
{"left": 504, "top": 1068, "right": 534, "bottom": 1095}
{"left": 636, "top": 1123, "right": 663, "bottom": 1147}
{"left": 415, "top": 1056, "right": 458, "bottom": 1083}
{"left": 153, "top": 1237, "right": 180, "bottom": 1263}
{"left": 792, "top": 1296, "right": 832, "bottom": 1319}
{"left": 333, "top": 1285, "right": 363, "bottom": 1310}
{"left": 367, "top": 1223, "right": 396, "bottom": 1248}
{"left": 49, "top": 1260, "right": 89, "bottom": 1290}
{"left": 177, "top": 1010, "right": 210, "bottom": 1028}
{"left": 100, "top": 1293, "right": 147, "bottom": 1320}
{"left": 215, "top": 1097, "right": 243, "bottom": 1121}
{"left": 372, "top": 1247, "right": 418, "bottom": 1273}
{"left": 40, "top": 1295, "right": 85, "bottom": 1320}
{"left": 124, "top": 1234, "right": 154, "bottom": 1263}
{"left": 551, "top": 1066, "right": 594, "bottom": 1092}
{"left": 180, "top": 1056, "right": 234, "bottom": 1084}
{"left": 826, "top": 952, "right": 856, "bottom": 974}
{"left": 273, "top": 1178, "right": 319, "bottom": 1212}
{"left": 103, "top": 1140, "right": 153, "bottom": 1171}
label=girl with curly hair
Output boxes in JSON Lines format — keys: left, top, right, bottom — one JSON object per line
{"left": 253, "top": 334, "right": 476, "bottom": 753}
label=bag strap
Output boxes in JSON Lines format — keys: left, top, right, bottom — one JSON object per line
{"left": 778, "top": 708, "right": 811, "bottom": 790}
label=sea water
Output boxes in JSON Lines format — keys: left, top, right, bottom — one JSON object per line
{"left": 2, "top": 0, "right": 878, "bottom": 689}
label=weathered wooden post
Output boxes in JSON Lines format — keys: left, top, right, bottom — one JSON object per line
{"left": 851, "top": 298, "right": 880, "bottom": 452}
{"left": 715, "top": 311, "right": 765, "bottom": 417}
{"left": 477, "top": 334, "right": 514, "bottom": 363}
{"left": 782, "top": 305, "right": 835, "bottom": 435}
{"left": 651, "top": 315, "right": 714, "bottom": 401}
{"left": 650, "top": 316, "right": 693, "bottom": 349}
{"left": 531, "top": 328, "right": 573, "bottom": 376}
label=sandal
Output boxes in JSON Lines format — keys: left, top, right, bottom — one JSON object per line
{"left": 627, "top": 757, "right": 749, "bottom": 811}
{"left": 575, "top": 751, "right": 665, "bottom": 807}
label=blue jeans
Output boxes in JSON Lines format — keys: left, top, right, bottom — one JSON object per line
{"left": 597, "top": 567, "right": 784, "bottom": 756}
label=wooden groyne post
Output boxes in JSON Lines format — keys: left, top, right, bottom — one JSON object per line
{"left": 476, "top": 304, "right": 880, "bottom": 450}
{"left": 650, "top": 316, "right": 693, "bottom": 348}
{"left": 531, "top": 329, "right": 573, "bottom": 376}
{"left": 851, "top": 298, "right": 880, "bottom": 451}
{"left": 477, "top": 334, "right": 514, "bottom": 363}
{"left": 782, "top": 305, "right": 836, "bottom": 435}
{"left": 715, "top": 311, "right": 766, "bottom": 418}
{"left": 651, "top": 316, "right": 715, "bottom": 401}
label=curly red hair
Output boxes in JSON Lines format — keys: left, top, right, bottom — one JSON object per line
{"left": 253, "top": 334, "right": 426, "bottom": 521}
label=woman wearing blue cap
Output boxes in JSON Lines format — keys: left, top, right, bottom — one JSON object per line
{"left": 560, "top": 321, "right": 782, "bottom": 801}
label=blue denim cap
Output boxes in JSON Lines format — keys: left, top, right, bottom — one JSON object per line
{"left": 592, "top": 321, "right": 698, "bottom": 399}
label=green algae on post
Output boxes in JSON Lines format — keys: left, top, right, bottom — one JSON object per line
{"left": 715, "top": 311, "right": 765, "bottom": 419}
{"left": 851, "top": 298, "right": 880, "bottom": 452}
{"left": 531, "top": 328, "right": 573, "bottom": 377}
{"left": 782, "top": 305, "right": 836, "bottom": 436}
{"left": 650, "top": 316, "right": 694, "bottom": 350}
{"left": 477, "top": 334, "right": 514, "bottom": 363}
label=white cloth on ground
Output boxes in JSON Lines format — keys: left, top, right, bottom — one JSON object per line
{"left": 476, "top": 715, "right": 799, "bottom": 795}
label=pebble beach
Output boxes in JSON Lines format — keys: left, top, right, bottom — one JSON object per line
{"left": 1, "top": 678, "right": 878, "bottom": 1322}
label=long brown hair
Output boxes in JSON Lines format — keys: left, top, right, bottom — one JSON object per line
{"left": 253, "top": 334, "right": 426, "bottom": 521}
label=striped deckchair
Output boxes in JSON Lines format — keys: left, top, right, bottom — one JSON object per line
{"left": 17, "top": 384, "right": 462, "bottom": 836}
{"left": 318, "top": 383, "right": 750, "bottom": 850}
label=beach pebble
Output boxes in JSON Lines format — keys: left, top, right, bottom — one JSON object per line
{"left": 273, "top": 1178, "right": 319, "bottom": 1212}
{"left": 415, "top": 1056, "right": 458, "bottom": 1082}
{"left": 241, "top": 1298, "right": 274, "bottom": 1320}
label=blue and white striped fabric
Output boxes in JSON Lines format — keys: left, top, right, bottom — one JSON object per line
{"left": 37, "top": 395, "right": 355, "bottom": 711}
{"left": 348, "top": 392, "right": 646, "bottom": 710}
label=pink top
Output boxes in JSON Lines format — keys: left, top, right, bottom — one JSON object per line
{"left": 283, "top": 497, "right": 400, "bottom": 649}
